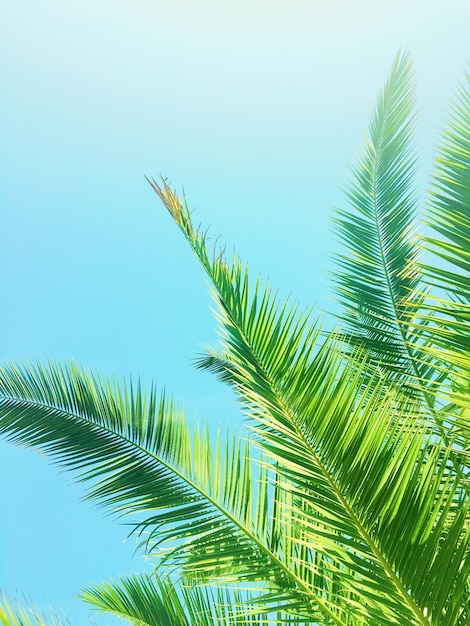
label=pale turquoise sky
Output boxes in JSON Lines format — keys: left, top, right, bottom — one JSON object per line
{"left": 1, "top": 1, "right": 469, "bottom": 623}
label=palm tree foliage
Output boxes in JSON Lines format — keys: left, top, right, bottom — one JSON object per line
{"left": 333, "top": 54, "right": 470, "bottom": 448}
{"left": 0, "top": 52, "right": 468, "bottom": 625}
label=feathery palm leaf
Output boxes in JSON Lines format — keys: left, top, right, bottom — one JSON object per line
{"left": 0, "top": 362, "right": 338, "bottom": 625}
{"left": 409, "top": 69, "right": 470, "bottom": 434}
{"left": 423, "top": 69, "right": 470, "bottom": 297}
{"left": 81, "top": 573, "right": 191, "bottom": 626}
{"left": 149, "top": 179, "right": 469, "bottom": 625}
{"left": 332, "top": 51, "right": 425, "bottom": 382}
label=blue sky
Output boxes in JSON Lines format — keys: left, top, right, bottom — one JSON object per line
{"left": 1, "top": 1, "right": 469, "bottom": 623}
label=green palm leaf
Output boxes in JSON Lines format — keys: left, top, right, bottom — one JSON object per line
{"left": 332, "top": 51, "right": 424, "bottom": 382}
{"left": 331, "top": 51, "right": 470, "bottom": 468}
{"left": 0, "top": 362, "right": 337, "bottom": 625}
{"left": 81, "top": 573, "right": 190, "bottom": 626}
{"left": 423, "top": 69, "right": 470, "bottom": 297}
{"left": 149, "top": 179, "right": 469, "bottom": 625}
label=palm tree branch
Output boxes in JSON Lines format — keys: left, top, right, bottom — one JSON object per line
{"left": 332, "top": 52, "right": 469, "bottom": 482}
{"left": 147, "top": 179, "right": 469, "bottom": 625}
{"left": 0, "top": 362, "right": 346, "bottom": 626}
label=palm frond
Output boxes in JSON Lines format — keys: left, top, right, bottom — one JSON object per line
{"left": 0, "top": 362, "right": 337, "bottom": 625}
{"left": 331, "top": 52, "right": 470, "bottom": 471}
{"left": 415, "top": 69, "right": 470, "bottom": 415}
{"left": 81, "top": 572, "right": 189, "bottom": 626}
{"left": 397, "top": 69, "right": 470, "bottom": 455}
{"left": 332, "top": 51, "right": 424, "bottom": 380}
{"left": 149, "top": 180, "right": 469, "bottom": 625}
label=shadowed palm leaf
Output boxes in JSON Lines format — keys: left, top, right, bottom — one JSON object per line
{"left": 423, "top": 70, "right": 470, "bottom": 298}
{"left": 332, "top": 51, "right": 423, "bottom": 383}
{"left": 411, "top": 71, "right": 470, "bottom": 447}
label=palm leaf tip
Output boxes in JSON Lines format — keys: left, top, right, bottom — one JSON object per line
{"left": 146, "top": 176, "right": 189, "bottom": 231}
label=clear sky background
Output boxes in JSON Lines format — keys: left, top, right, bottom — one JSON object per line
{"left": 1, "top": 1, "right": 469, "bottom": 623}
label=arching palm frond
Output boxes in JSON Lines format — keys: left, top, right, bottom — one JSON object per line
{"left": 330, "top": 52, "right": 470, "bottom": 466}
{"left": 81, "top": 573, "right": 190, "bottom": 626}
{"left": 0, "top": 362, "right": 340, "bottom": 625}
{"left": 332, "top": 51, "right": 424, "bottom": 383}
{"left": 149, "top": 180, "right": 469, "bottom": 625}
{"left": 423, "top": 70, "right": 470, "bottom": 300}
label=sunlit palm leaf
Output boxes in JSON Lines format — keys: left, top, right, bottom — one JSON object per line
{"left": 392, "top": 69, "right": 470, "bottom": 462}
{"left": 149, "top": 180, "right": 469, "bottom": 625}
{"left": 331, "top": 52, "right": 469, "bottom": 474}
{"left": 423, "top": 70, "right": 470, "bottom": 297}
{"left": 0, "top": 362, "right": 333, "bottom": 625}
{"left": 81, "top": 573, "right": 190, "bottom": 626}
